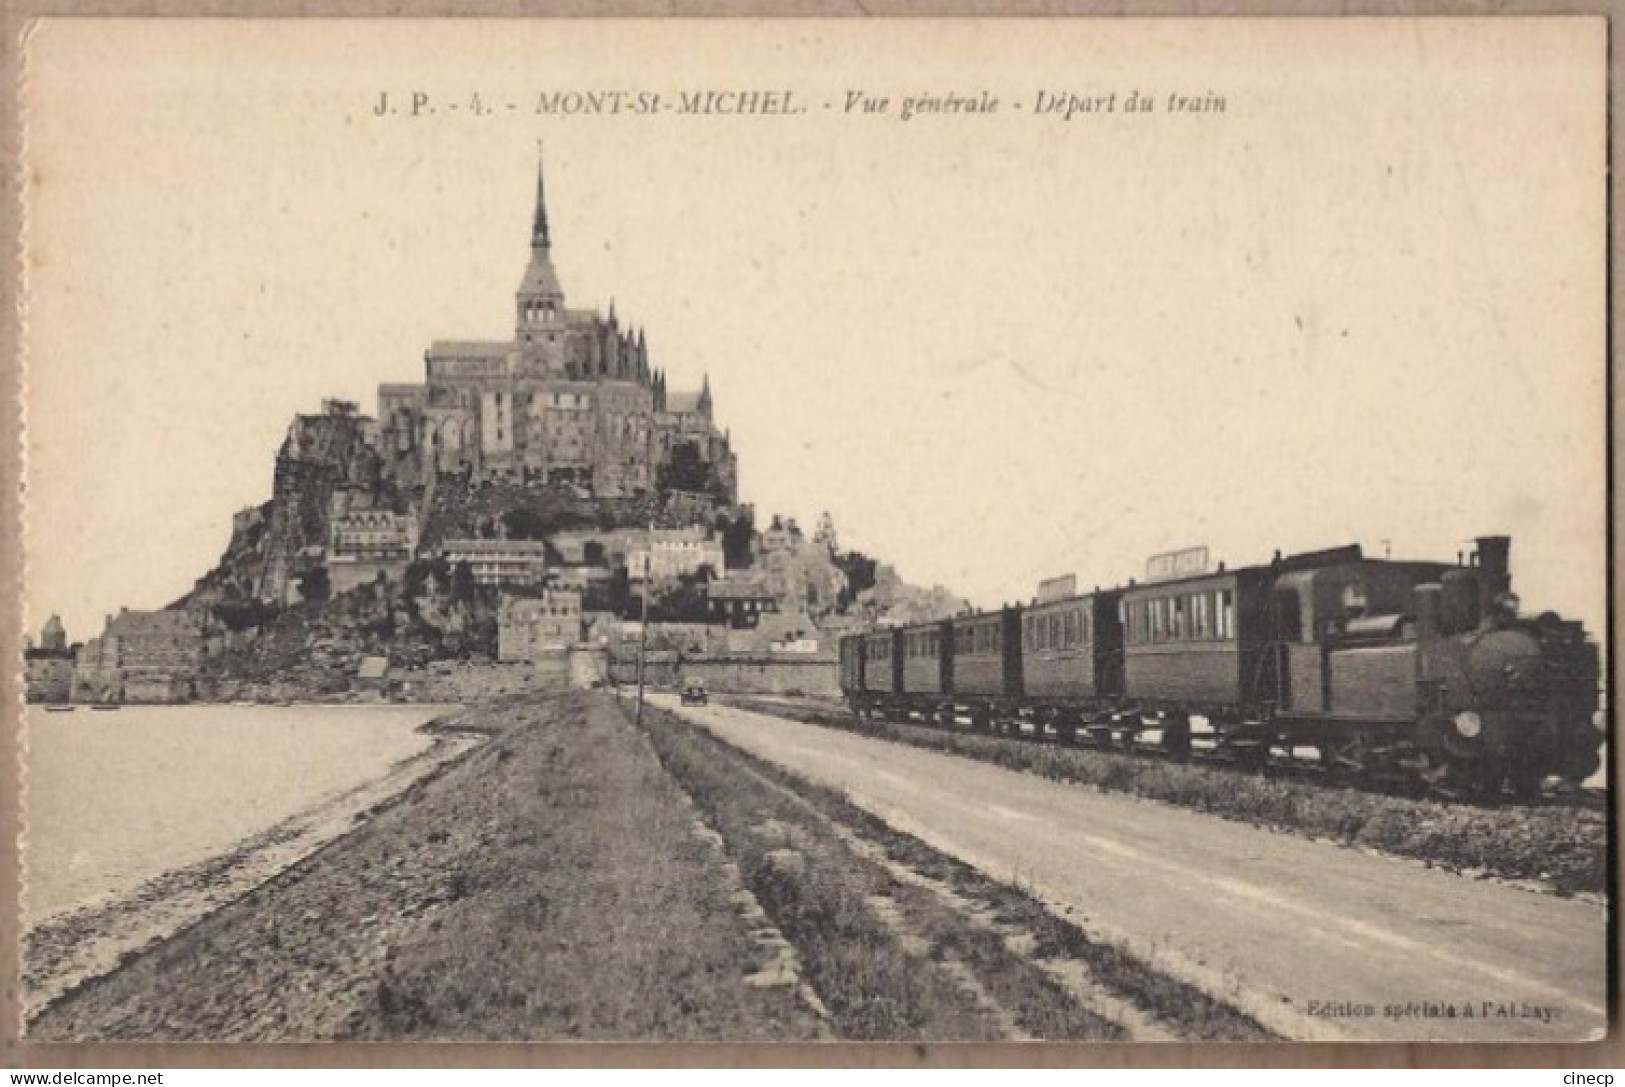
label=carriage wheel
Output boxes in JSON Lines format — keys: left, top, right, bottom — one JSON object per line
{"left": 1320, "top": 735, "right": 1372, "bottom": 778}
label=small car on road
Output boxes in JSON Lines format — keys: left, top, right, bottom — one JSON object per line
{"left": 680, "top": 679, "right": 708, "bottom": 706}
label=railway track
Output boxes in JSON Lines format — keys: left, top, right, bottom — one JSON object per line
{"left": 718, "top": 694, "right": 1607, "bottom": 812}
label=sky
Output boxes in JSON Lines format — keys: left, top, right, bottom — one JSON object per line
{"left": 21, "top": 18, "right": 1607, "bottom": 645}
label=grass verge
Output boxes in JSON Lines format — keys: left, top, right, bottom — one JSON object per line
{"left": 636, "top": 702, "right": 1273, "bottom": 1041}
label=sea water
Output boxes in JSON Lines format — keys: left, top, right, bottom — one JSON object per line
{"left": 22, "top": 703, "right": 454, "bottom": 926}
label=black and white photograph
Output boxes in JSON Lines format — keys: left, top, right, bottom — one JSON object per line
{"left": 8, "top": 17, "right": 1611, "bottom": 1053}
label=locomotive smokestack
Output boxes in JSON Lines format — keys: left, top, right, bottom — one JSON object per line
{"left": 1475, "top": 535, "right": 1511, "bottom": 622}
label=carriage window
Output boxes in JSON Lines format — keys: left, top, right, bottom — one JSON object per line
{"left": 1218, "top": 590, "right": 1234, "bottom": 640}
{"left": 994, "top": 625, "right": 1002, "bottom": 653}
{"left": 1192, "top": 593, "right": 1209, "bottom": 639}
{"left": 1063, "top": 610, "right": 1077, "bottom": 647}
{"left": 1083, "top": 609, "right": 1093, "bottom": 644}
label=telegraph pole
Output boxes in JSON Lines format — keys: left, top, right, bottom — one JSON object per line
{"left": 635, "top": 523, "right": 651, "bottom": 725}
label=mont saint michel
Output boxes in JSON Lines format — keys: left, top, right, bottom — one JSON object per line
{"left": 34, "top": 152, "right": 949, "bottom": 708}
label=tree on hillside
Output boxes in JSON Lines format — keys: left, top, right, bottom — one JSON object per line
{"left": 650, "top": 567, "right": 715, "bottom": 624}
{"left": 297, "top": 566, "right": 331, "bottom": 604}
{"left": 450, "top": 561, "right": 477, "bottom": 604}
{"left": 658, "top": 441, "right": 725, "bottom": 500}
{"left": 212, "top": 598, "right": 277, "bottom": 633}
{"left": 718, "top": 508, "right": 756, "bottom": 569}
{"left": 834, "top": 550, "right": 879, "bottom": 610}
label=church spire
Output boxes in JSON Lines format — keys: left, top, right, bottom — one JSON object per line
{"left": 698, "top": 373, "right": 713, "bottom": 418}
{"left": 531, "top": 144, "right": 551, "bottom": 250}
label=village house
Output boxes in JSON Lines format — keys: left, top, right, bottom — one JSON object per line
{"left": 498, "top": 588, "right": 583, "bottom": 662}
{"left": 24, "top": 615, "right": 75, "bottom": 703}
{"left": 626, "top": 525, "right": 725, "bottom": 584}
{"left": 439, "top": 538, "right": 552, "bottom": 587}
{"left": 707, "top": 577, "right": 780, "bottom": 629}
{"left": 73, "top": 608, "right": 206, "bottom": 703}
{"left": 326, "top": 508, "right": 419, "bottom": 594}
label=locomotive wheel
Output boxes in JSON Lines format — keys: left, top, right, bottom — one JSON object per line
{"left": 1431, "top": 756, "right": 1498, "bottom": 800}
{"left": 1506, "top": 765, "right": 1544, "bottom": 801}
{"left": 1559, "top": 745, "right": 1602, "bottom": 786}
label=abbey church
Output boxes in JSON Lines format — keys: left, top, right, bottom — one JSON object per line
{"left": 374, "top": 154, "right": 737, "bottom": 500}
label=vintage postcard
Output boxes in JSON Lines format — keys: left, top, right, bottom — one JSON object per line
{"left": 11, "top": 17, "right": 1610, "bottom": 1049}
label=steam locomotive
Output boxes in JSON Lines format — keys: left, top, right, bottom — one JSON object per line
{"left": 837, "top": 536, "right": 1603, "bottom": 796}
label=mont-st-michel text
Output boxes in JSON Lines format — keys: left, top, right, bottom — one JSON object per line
{"left": 368, "top": 87, "right": 1227, "bottom": 122}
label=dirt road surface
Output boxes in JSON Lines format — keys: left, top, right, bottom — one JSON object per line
{"left": 653, "top": 695, "right": 1607, "bottom": 1042}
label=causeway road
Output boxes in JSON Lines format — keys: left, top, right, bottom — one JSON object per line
{"left": 652, "top": 695, "right": 1608, "bottom": 1042}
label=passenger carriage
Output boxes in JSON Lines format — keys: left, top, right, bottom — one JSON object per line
{"left": 899, "top": 619, "right": 949, "bottom": 721}
{"left": 1021, "top": 590, "right": 1125, "bottom": 738}
{"left": 853, "top": 628, "right": 899, "bottom": 717}
{"left": 948, "top": 607, "right": 1022, "bottom": 728}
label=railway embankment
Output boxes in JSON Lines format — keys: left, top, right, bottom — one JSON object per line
{"left": 722, "top": 698, "right": 1607, "bottom": 897}
{"left": 29, "top": 689, "right": 1274, "bottom": 1042}
{"left": 28, "top": 692, "right": 822, "bottom": 1042}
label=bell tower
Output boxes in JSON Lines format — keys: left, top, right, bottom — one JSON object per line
{"left": 516, "top": 147, "right": 566, "bottom": 367}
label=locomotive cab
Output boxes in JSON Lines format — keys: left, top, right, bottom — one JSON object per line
{"left": 1271, "top": 557, "right": 1448, "bottom": 719}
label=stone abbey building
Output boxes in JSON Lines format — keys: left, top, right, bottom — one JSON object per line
{"left": 243, "top": 155, "right": 741, "bottom": 606}
{"left": 374, "top": 156, "right": 737, "bottom": 498}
